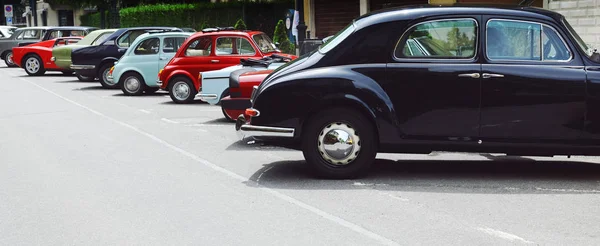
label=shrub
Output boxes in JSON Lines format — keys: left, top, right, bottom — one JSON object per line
{"left": 80, "top": 1, "right": 294, "bottom": 38}
{"left": 234, "top": 19, "right": 247, "bottom": 30}
{"left": 273, "top": 19, "right": 295, "bottom": 54}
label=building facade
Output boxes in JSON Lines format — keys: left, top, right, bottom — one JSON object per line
{"left": 22, "top": 1, "right": 90, "bottom": 27}
{"left": 547, "top": 0, "right": 600, "bottom": 49}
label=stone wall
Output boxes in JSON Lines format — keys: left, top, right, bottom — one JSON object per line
{"left": 548, "top": 0, "right": 600, "bottom": 48}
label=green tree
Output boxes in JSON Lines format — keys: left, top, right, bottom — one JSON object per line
{"left": 234, "top": 19, "right": 247, "bottom": 30}
{"left": 273, "top": 19, "right": 295, "bottom": 54}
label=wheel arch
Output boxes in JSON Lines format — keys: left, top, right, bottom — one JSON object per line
{"left": 20, "top": 52, "right": 40, "bottom": 67}
{"left": 166, "top": 71, "right": 195, "bottom": 89}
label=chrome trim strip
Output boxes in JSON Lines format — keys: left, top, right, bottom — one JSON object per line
{"left": 156, "top": 80, "right": 163, "bottom": 86}
{"left": 70, "top": 64, "right": 95, "bottom": 70}
{"left": 195, "top": 94, "right": 218, "bottom": 100}
{"left": 235, "top": 115, "right": 295, "bottom": 140}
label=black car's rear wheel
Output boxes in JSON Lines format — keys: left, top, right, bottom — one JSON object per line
{"left": 302, "top": 107, "right": 377, "bottom": 179}
{"left": 98, "top": 63, "right": 117, "bottom": 89}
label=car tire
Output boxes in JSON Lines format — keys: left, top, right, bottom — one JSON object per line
{"left": 221, "top": 107, "right": 235, "bottom": 122}
{"left": 168, "top": 76, "right": 196, "bottom": 104}
{"left": 302, "top": 107, "right": 377, "bottom": 179}
{"left": 98, "top": 63, "right": 117, "bottom": 89}
{"left": 76, "top": 73, "right": 95, "bottom": 82}
{"left": 120, "top": 72, "right": 145, "bottom": 96}
{"left": 145, "top": 87, "right": 159, "bottom": 94}
{"left": 23, "top": 54, "right": 46, "bottom": 76}
{"left": 4, "top": 51, "right": 17, "bottom": 67}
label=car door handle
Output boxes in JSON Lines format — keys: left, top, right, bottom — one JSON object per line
{"left": 458, "top": 73, "right": 480, "bottom": 79}
{"left": 482, "top": 73, "right": 504, "bottom": 79}
{"left": 159, "top": 57, "right": 166, "bottom": 60}
{"left": 210, "top": 60, "right": 219, "bottom": 63}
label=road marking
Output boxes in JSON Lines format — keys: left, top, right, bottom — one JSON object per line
{"left": 139, "top": 109, "right": 151, "bottom": 114}
{"left": 20, "top": 77, "right": 400, "bottom": 246}
{"left": 161, "top": 118, "right": 179, "bottom": 124}
{"left": 476, "top": 227, "right": 534, "bottom": 244}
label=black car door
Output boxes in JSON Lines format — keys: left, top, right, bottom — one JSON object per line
{"left": 385, "top": 16, "right": 482, "bottom": 140}
{"left": 480, "top": 17, "right": 586, "bottom": 143}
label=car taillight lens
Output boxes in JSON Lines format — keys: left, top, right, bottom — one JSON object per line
{"left": 245, "top": 108, "right": 260, "bottom": 117}
{"left": 109, "top": 66, "right": 114, "bottom": 75}
{"left": 158, "top": 69, "right": 163, "bottom": 79}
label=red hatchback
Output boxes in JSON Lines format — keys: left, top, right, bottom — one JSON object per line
{"left": 157, "top": 27, "right": 295, "bottom": 103}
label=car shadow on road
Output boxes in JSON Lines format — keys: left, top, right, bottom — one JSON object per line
{"left": 19, "top": 74, "right": 73, "bottom": 78}
{"left": 111, "top": 92, "right": 168, "bottom": 97}
{"left": 55, "top": 80, "right": 95, "bottom": 83}
{"left": 245, "top": 156, "right": 600, "bottom": 194}
{"left": 73, "top": 86, "right": 109, "bottom": 91}
{"left": 203, "top": 118, "right": 234, "bottom": 124}
{"left": 160, "top": 100, "right": 208, "bottom": 105}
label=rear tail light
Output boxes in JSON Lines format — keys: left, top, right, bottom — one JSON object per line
{"left": 245, "top": 108, "right": 260, "bottom": 117}
{"left": 158, "top": 69, "right": 163, "bottom": 79}
{"left": 108, "top": 66, "right": 114, "bottom": 75}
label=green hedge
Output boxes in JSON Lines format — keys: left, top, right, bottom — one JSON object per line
{"left": 81, "top": 0, "right": 294, "bottom": 37}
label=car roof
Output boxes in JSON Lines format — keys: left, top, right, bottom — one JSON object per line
{"left": 188, "top": 30, "right": 264, "bottom": 39}
{"left": 355, "top": 4, "right": 564, "bottom": 27}
{"left": 14, "top": 26, "right": 96, "bottom": 31}
{"left": 138, "top": 31, "right": 192, "bottom": 39}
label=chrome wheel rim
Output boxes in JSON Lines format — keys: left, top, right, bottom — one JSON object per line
{"left": 103, "top": 68, "right": 115, "bottom": 85}
{"left": 317, "top": 122, "right": 361, "bottom": 166}
{"left": 124, "top": 76, "right": 141, "bottom": 93}
{"left": 25, "top": 57, "right": 40, "bottom": 74}
{"left": 172, "top": 81, "right": 190, "bottom": 101}
{"left": 6, "top": 52, "right": 13, "bottom": 65}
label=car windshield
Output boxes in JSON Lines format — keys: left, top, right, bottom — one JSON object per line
{"left": 318, "top": 22, "right": 356, "bottom": 54}
{"left": 252, "top": 33, "right": 278, "bottom": 53}
{"left": 563, "top": 17, "right": 592, "bottom": 57}
{"left": 7, "top": 27, "right": 15, "bottom": 35}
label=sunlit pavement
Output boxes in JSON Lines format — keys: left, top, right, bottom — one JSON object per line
{"left": 1, "top": 64, "right": 600, "bottom": 245}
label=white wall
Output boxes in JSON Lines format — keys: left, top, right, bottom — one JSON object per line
{"left": 548, "top": 0, "right": 600, "bottom": 48}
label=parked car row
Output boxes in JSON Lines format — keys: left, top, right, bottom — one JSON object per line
{"left": 7, "top": 5, "right": 598, "bottom": 179}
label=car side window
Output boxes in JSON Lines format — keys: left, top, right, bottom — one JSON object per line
{"left": 134, "top": 38, "right": 160, "bottom": 55}
{"left": 216, "top": 37, "right": 256, "bottom": 56}
{"left": 395, "top": 19, "right": 477, "bottom": 59}
{"left": 92, "top": 33, "right": 112, "bottom": 45}
{"left": 117, "top": 30, "right": 147, "bottom": 47}
{"left": 185, "top": 37, "right": 212, "bottom": 57}
{"left": 163, "top": 37, "right": 186, "bottom": 53}
{"left": 542, "top": 26, "right": 571, "bottom": 61}
{"left": 487, "top": 20, "right": 541, "bottom": 61}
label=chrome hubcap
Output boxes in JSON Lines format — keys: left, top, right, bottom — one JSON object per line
{"left": 25, "top": 57, "right": 40, "bottom": 74}
{"left": 124, "top": 76, "right": 140, "bottom": 92}
{"left": 317, "top": 122, "right": 361, "bottom": 165}
{"left": 6, "top": 53, "right": 13, "bottom": 65}
{"left": 173, "top": 81, "right": 190, "bottom": 101}
{"left": 103, "top": 68, "right": 114, "bottom": 85}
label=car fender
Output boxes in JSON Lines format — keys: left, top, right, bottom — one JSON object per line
{"left": 165, "top": 69, "right": 195, "bottom": 89}
{"left": 252, "top": 65, "right": 400, "bottom": 144}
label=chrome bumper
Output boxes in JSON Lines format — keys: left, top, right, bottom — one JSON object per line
{"left": 196, "top": 93, "right": 217, "bottom": 100}
{"left": 70, "top": 64, "right": 95, "bottom": 70}
{"left": 156, "top": 80, "right": 163, "bottom": 86}
{"left": 235, "top": 114, "right": 295, "bottom": 140}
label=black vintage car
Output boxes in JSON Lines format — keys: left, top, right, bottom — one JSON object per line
{"left": 70, "top": 27, "right": 181, "bottom": 87}
{"left": 236, "top": 5, "right": 600, "bottom": 179}
{"left": 0, "top": 26, "right": 97, "bottom": 67}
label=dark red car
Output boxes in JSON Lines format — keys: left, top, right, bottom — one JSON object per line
{"left": 157, "top": 27, "right": 295, "bottom": 103}
{"left": 221, "top": 69, "right": 273, "bottom": 120}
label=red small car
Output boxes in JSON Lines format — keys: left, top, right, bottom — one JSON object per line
{"left": 220, "top": 69, "right": 273, "bottom": 120}
{"left": 12, "top": 37, "right": 82, "bottom": 76}
{"left": 157, "top": 27, "right": 295, "bottom": 103}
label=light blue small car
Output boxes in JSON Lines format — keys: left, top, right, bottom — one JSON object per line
{"left": 108, "top": 32, "right": 192, "bottom": 96}
{"left": 197, "top": 55, "right": 291, "bottom": 105}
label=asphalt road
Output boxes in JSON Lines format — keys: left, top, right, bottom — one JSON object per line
{"left": 1, "top": 64, "right": 600, "bottom": 245}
